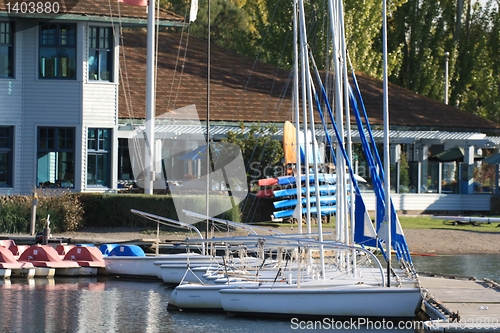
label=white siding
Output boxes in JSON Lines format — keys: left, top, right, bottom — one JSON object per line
{"left": 0, "top": 20, "right": 23, "bottom": 194}
{"left": 360, "top": 193, "right": 492, "bottom": 213}
{"left": 82, "top": 83, "right": 117, "bottom": 125}
{"left": 16, "top": 23, "right": 84, "bottom": 194}
{"left": 81, "top": 23, "right": 119, "bottom": 193}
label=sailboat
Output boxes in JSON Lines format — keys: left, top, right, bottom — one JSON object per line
{"left": 167, "top": 0, "right": 422, "bottom": 319}
{"left": 171, "top": 0, "right": 420, "bottom": 321}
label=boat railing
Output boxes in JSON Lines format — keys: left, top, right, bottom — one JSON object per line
{"left": 182, "top": 209, "right": 285, "bottom": 235}
{"left": 130, "top": 209, "right": 205, "bottom": 254}
{"left": 182, "top": 235, "right": 386, "bottom": 286}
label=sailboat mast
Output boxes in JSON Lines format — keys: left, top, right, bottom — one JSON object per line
{"left": 327, "top": 0, "right": 345, "bottom": 263}
{"left": 382, "top": 0, "right": 391, "bottom": 287}
{"left": 292, "top": 0, "right": 303, "bottom": 234}
{"left": 145, "top": 0, "right": 156, "bottom": 195}
{"left": 205, "top": 0, "right": 211, "bottom": 241}
{"left": 338, "top": 0, "right": 355, "bottom": 276}
{"left": 297, "top": 0, "right": 325, "bottom": 278}
{"left": 297, "top": 0, "right": 311, "bottom": 234}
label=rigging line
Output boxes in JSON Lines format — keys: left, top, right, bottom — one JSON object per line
{"left": 267, "top": 30, "right": 294, "bottom": 122}
{"left": 160, "top": 1, "right": 190, "bottom": 115}
{"left": 113, "top": 0, "right": 135, "bottom": 121}
{"left": 168, "top": 24, "right": 192, "bottom": 114}
{"left": 112, "top": 0, "right": 146, "bottom": 172}
{"left": 232, "top": 0, "right": 291, "bottom": 121}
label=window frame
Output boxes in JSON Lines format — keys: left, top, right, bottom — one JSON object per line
{"left": 37, "top": 127, "right": 75, "bottom": 188}
{"left": 0, "top": 126, "right": 14, "bottom": 188}
{"left": 39, "top": 22, "right": 77, "bottom": 80}
{"left": 88, "top": 26, "right": 113, "bottom": 82}
{"left": 0, "top": 21, "right": 14, "bottom": 79}
{"left": 87, "top": 128, "right": 112, "bottom": 187}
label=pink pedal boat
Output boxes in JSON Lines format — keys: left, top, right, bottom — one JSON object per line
{"left": 62, "top": 246, "right": 106, "bottom": 275}
{"left": 0, "top": 246, "right": 36, "bottom": 279}
{"left": 17, "top": 245, "right": 81, "bottom": 277}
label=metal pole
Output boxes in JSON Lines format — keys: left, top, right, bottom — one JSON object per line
{"left": 145, "top": 0, "right": 156, "bottom": 194}
{"left": 444, "top": 52, "right": 449, "bottom": 105}
{"left": 382, "top": 0, "right": 391, "bottom": 288}
{"left": 205, "top": 0, "right": 211, "bottom": 243}
{"left": 30, "top": 192, "right": 38, "bottom": 236}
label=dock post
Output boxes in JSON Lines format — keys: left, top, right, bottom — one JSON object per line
{"left": 43, "top": 215, "right": 51, "bottom": 245}
{"left": 30, "top": 192, "right": 38, "bottom": 236}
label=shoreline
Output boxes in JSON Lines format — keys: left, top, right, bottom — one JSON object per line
{"left": 2, "top": 227, "right": 499, "bottom": 256}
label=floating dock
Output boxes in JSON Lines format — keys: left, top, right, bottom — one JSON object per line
{"left": 420, "top": 274, "right": 500, "bottom": 332}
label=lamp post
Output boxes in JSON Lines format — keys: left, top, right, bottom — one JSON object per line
{"left": 444, "top": 52, "right": 449, "bottom": 105}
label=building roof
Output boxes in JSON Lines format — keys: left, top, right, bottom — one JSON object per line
{"left": 119, "top": 30, "right": 500, "bottom": 134}
{"left": 0, "top": 0, "right": 184, "bottom": 26}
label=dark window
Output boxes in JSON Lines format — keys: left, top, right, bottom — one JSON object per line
{"left": 118, "top": 138, "right": 133, "bottom": 181}
{"left": 37, "top": 127, "right": 75, "bottom": 188}
{"left": 87, "top": 128, "right": 111, "bottom": 187}
{"left": 88, "top": 27, "right": 113, "bottom": 81}
{"left": 0, "top": 126, "right": 13, "bottom": 187}
{"left": 0, "top": 22, "right": 14, "bottom": 78}
{"left": 39, "top": 23, "right": 76, "bottom": 79}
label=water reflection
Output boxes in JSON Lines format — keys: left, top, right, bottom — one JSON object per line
{"left": 1, "top": 254, "right": 498, "bottom": 333}
{"left": 0, "top": 277, "right": 420, "bottom": 333}
{"left": 412, "top": 254, "right": 500, "bottom": 281}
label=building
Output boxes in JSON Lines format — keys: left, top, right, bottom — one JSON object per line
{"left": 2, "top": 2, "right": 500, "bottom": 213}
{"left": 0, "top": 0, "right": 183, "bottom": 194}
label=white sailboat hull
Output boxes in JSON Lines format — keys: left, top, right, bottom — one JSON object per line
{"left": 219, "top": 285, "right": 422, "bottom": 319}
{"left": 168, "top": 282, "right": 260, "bottom": 311}
{"left": 105, "top": 253, "right": 214, "bottom": 279}
{"left": 160, "top": 264, "right": 215, "bottom": 284}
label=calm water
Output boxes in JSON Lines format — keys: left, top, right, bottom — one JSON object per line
{"left": 0, "top": 255, "right": 497, "bottom": 333}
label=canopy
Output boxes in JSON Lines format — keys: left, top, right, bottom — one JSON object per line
{"left": 482, "top": 153, "right": 500, "bottom": 165}
{"left": 429, "top": 147, "right": 484, "bottom": 162}
{"left": 178, "top": 145, "right": 208, "bottom": 160}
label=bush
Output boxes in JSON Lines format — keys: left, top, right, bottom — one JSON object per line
{"left": 0, "top": 192, "right": 242, "bottom": 234}
{"left": 0, "top": 196, "right": 32, "bottom": 233}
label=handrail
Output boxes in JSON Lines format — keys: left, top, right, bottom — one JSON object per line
{"left": 130, "top": 209, "right": 205, "bottom": 254}
{"left": 182, "top": 209, "right": 285, "bottom": 235}
{"left": 183, "top": 235, "right": 386, "bottom": 286}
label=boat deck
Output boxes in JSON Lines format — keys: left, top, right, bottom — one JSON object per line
{"left": 420, "top": 275, "right": 500, "bottom": 332}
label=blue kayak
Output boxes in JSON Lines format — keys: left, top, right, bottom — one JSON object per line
{"left": 273, "top": 205, "right": 337, "bottom": 218}
{"left": 273, "top": 195, "right": 337, "bottom": 209}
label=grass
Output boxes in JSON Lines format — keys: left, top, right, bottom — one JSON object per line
{"left": 398, "top": 215, "right": 500, "bottom": 232}
{"left": 262, "top": 215, "right": 500, "bottom": 233}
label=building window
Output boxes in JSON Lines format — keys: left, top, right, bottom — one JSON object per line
{"left": 37, "top": 127, "right": 75, "bottom": 188}
{"left": 118, "top": 138, "right": 133, "bottom": 181}
{"left": 87, "top": 128, "right": 111, "bottom": 187}
{"left": 88, "top": 27, "right": 113, "bottom": 81}
{"left": 0, "top": 22, "right": 14, "bottom": 78}
{"left": 0, "top": 126, "right": 13, "bottom": 187}
{"left": 39, "top": 23, "right": 76, "bottom": 79}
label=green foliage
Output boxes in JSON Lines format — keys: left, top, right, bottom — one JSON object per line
{"left": 162, "top": 0, "right": 500, "bottom": 122}
{"left": 223, "top": 123, "right": 283, "bottom": 188}
{"left": 0, "top": 193, "right": 242, "bottom": 233}
{"left": 36, "top": 193, "right": 84, "bottom": 232}
{"left": 0, "top": 196, "right": 32, "bottom": 233}
{"left": 0, "top": 192, "right": 84, "bottom": 234}
{"left": 399, "top": 152, "right": 410, "bottom": 190}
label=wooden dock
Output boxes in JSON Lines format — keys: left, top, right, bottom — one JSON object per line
{"left": 419, "top": 275, "right": 500, "bottom": 332}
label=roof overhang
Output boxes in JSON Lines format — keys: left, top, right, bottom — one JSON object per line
{"left": 0, "top": 13, "right": 186, "bottom": 28}
{"left": 118, "top": 123, "right": 500, "bottom": 149}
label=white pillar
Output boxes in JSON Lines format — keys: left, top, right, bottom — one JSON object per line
{"left": 464, "top": 146, "right": 475, "bottom": 193}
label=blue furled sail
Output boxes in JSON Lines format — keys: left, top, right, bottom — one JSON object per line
{"left": 308, "top": 60, "right": 379, "bottom": 254}
{"left": 349, "top": 70, "right": 413, "bottom": 265}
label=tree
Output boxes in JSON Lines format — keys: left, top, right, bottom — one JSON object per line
{"left": 162, "top": 0, "right": 500, "bottom": 123}
{"left": 223, "top": 123, "right": 283, "bottom": 189}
